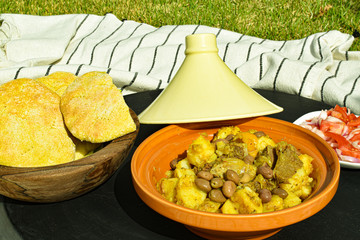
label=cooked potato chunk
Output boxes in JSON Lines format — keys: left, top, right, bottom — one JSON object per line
{"left": 157, "top": 178, "right": 179, "bottom": 202}
{"left": 263, "top": 195, "right": 284, "bottom": 212}
{"left": 257, "top": 136, "right": 276, "bottom": 152}
{"left": 230, "top": 187, "right": 263, "bottom": 214}
{"left": 221, "top": 199, "right": 238, "bottom": 214}
{"left": 213, "top": 126, "right": 241, "bottom": 140}
{"left": 173, "top": 159, "right": 195, "bottom": 178}
{"left": 176, "top": 159, "right": 192, "bottom": 169}
{"left": 173, "top": 168, "right": 196, "bottom": 178}
{"left": 280, "top": 154, "right": 314, "bottom": 199}
{"left": 283, "top": 192, "right": 302, "bottom": 208}
{"left": 176, "top": 175, "right": 207, "bottom": 209}
{"left": 187, "top": 135, "right": 217, "bottom": 168}
{"left": 198, "top": 198, "right": 222, "bottom": 213}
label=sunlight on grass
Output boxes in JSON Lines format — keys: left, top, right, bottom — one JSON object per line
{"left": 1, "top": 0, "right": 359, "bottom": 50}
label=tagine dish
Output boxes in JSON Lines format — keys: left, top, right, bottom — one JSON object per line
{"left": 131, "top": 117, "right": 340, "bottom": 240}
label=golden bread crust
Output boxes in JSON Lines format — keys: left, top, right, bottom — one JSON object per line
{"left": 0, "top": 78, "right": 75, "bottom": 167}
{"left": 60, "top": 71, "right": 136, "bottom": 143}
{"left": 36, "top": 71, "right": 77, "bottom": 96}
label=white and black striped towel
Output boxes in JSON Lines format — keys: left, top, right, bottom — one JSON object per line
{"left": 1, "top": 13, "right": 360, "bottom": 113}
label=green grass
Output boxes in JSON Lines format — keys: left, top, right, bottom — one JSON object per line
{"left": 2, "top": 0, "right": 360, "bottom": 50}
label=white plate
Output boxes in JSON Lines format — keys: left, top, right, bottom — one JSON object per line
{"left": 293, "top": 111, "right": 360, "bottom": 169}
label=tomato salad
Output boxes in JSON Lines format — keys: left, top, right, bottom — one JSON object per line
{"left": 298, "top": 105, "right": 360, "bottom": 163}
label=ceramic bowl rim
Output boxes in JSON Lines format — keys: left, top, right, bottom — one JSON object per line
{"left": 131, "top": 116, "right": 340, "bottom": 231}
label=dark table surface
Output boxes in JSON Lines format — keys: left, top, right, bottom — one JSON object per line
{"left": 3, "top": 89, "right": 360, "bottom": 240}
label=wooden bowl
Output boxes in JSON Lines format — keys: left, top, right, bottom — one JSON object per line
{"left": 131, "top": 117, "right": 340, "bottom": 240}
{"left": 0, "top": 109, "right": 139, "bottom": 203}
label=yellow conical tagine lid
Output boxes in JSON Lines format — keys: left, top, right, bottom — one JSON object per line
{"left": 139, "top": 33, "right": 283, "bottom": 124}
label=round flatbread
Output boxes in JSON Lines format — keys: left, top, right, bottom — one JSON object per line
{"left": 0, "top": 78, "right": 75, "bottom": 167}
{"left": 36, "top": 71, "right": 77, "bottom": 96}
{"left": 60, "top": 71, "right": 136, "bottom": 143}
{"left": 37, "top": 72, "right": 101, "bottom": 157}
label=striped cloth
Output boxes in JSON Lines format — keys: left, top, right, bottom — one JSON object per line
{"left": 1, "top": 13, "right": 360, "bottom": 114}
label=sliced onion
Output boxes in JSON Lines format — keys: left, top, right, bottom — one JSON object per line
{"left": 297, "top": 107, "right": 360, "bottom": 164}
{"left": 319, "top": 110, "right": 328, "bottom": 120}
{"left": 348, "top": 128, "right": 360, "bottom": 139}
{"left": 342, "top": 125, "right": 349, "bottom": 136}
{"left": 326, "top": 116, "right": 344, "bottom": 123}
{"left": 341, "top": 155, "right": 360, "bottom": 163}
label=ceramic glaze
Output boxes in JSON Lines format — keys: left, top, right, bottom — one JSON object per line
{"left": 138, "top": 33, "right": 283, "bottom": 124}
{"left": 131, "top": 117, "right": 340, "bottom": 240}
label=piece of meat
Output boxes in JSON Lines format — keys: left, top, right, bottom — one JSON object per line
{"left": 273, "top": 142, "right": 303, "bottom": 183}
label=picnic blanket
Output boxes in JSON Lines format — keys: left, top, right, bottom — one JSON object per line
{"left": 1, "top": 13, "right": 360, "bottom": 114}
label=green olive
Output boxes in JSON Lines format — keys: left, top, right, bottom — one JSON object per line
{"left": 243, "top": 155, "right": 254, "bottom": 164}
{"left": 222, "top": 181, "right": 236, "bottom": 198}
{"left": 209, "top": 189, "right": 227, "bottom": 203}
{"left": 195, "top": 178, "right": 212, "bottom": 193}
{"left": 210, "top": 178, "right": 224, "bottom": 188}
{"left": 239, "top": 172, "right": 252, "bottom": 183}
{"left": 257, "top": 163, "right": 273, "bottom": 179}
{"left": 272, "top": 188, "right": 288, "bottom": 199}
{"left": 224, "top": 169, "right": 240, "bottom": 185}
{"left": 197, "top": 170, "right": 214, "bottom": 181}
{"left": 254, "top": 131, "right": 266, "bottom": 138}
{"left": 259, "top": 188, "right": 272, "bottom": 203}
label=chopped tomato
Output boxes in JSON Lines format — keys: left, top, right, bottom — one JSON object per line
{"left": 325, "top": 132, "right": 360, "bottom": 159}
{"left": 298, "top": 105, "right": 360, "bottom": 163}
{"left": 348, "top": 117, "right": 360, "bottom": 127}
{"left": 350, "top": 134, "right": 360, "bottom": 142}
{"left": 339, "top": 146, "right": 360, "bottom": 159}
{"left": 330, "top": 110, "right": 343, "bottom": 120}
{"left": 324, "top": 132, "right": 350, "bottom": 148}
{"left": 348, "top": 113, "right": 357, "bottom": 121}
{"left": 334, "top": 105, "right": 349, "bottom": 122}
{"left": 320, "top": 120, "right": 345, "bottom": 135}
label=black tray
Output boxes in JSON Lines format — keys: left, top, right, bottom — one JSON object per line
{"left": 4, "top": 89, "right": 359, "bottom": 240}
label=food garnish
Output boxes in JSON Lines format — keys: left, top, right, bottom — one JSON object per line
{"left": 298, "top": 105, "right": 360, "bottom": 163}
